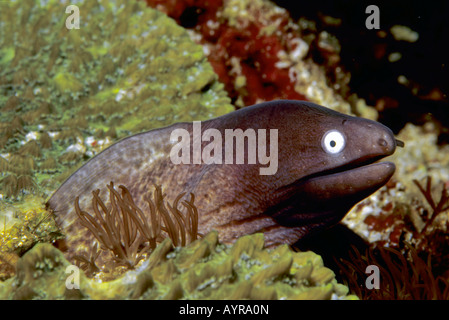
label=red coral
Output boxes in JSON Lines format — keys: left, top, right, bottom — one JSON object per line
{"left": 145, "top": 0, "right": 306, "bottom": 106}
{"left": 364, "top": 211, "right": 405, "bottom": 247}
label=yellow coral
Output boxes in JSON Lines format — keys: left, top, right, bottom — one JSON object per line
{"left": 0, "top": 233, "right": 357, "bottom": 300}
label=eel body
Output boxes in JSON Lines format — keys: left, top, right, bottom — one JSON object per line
{"left": 47, "top": 100, "right": 399, "bottom": 253}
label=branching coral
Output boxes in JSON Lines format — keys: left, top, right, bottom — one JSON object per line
{"left": 413, "top": 177, "right": 449, "bottom": 236}
{"left": 73, "top": 182, "right": 199, "bottom": 272}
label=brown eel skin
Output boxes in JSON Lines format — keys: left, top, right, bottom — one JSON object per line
{"left": 47, "top": 100, "right": 402, "bottom": 254}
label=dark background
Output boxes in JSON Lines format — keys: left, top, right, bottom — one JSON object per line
{"left": 273, "top": 0, "right": 449, "bottom": 140}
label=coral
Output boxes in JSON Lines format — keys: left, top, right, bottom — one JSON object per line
{"left": 72, "top": 182, "right": 199, "bottom": 273}
{"left": 17, "top": 140, "right": 41, "bottom": 158}
{"left": 39, "top": 158, "right": 58, "bottom": 173}
{"left": 0, "top": 252, "right": 18, "bottom": 281}
{"left": 8, "top": 243, "right": 73, "bottom": 300}
{"left": 412, "top": 177, "right": 449, "bottom": 236}
{"left": 340, "top": 174, "right": 449, "bottom": 299}
{"left": 0, "top": 157, "right": 8, "bottom": 175}
{"left": 146, "top": 0, "right": 359, "bottom": 115}
{"left": 0, "top": 195, "right": 61, "bottom": 281}
{"left": 343, "top": 122, "right": 449, "bottom": 247}
{"left": 1, "top": 175, "right": 19, "bottom": 199}
{"left": 0, "top": 0, "right": 233, "bottom": 202}
{"left": 0, "top": 233, "right": 356, "bottom": 300}
{"left": 0, "top": 197, "right": 60, "bottom": 248}
{"left": 338, "top": 121, "right": 449, "bottom": 299}
{"left": 7, "top": 155, "right": 35, "bottom": 176}
{"left": 0, "top": 0, "right": 233, "bottom": 277}
{"left": 38, "top": 132, "right": 53, "bottom": 150}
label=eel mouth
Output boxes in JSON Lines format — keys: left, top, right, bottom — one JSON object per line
{"left": 298, "top": 155, "right": 392, "bottom": 186}
{"left": 271, "top": 159, "right": 396, "bottom": 227}
{"left": 270, "top": 139, "right": 402, "bottom": 227}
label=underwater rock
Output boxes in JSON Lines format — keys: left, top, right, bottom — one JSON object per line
{"left": 0, "top": 232, "right": 357, "bottom": 300}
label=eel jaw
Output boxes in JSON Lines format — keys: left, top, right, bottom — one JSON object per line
{"left": 270, "top": 161, "right": 396, "bottom": 228}
{"left": 297, "top": 160, "right": 396, "bottom": 205}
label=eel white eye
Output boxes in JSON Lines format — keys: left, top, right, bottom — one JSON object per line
{"left": 321, "top": 130, "right": 345, "bottom": 154}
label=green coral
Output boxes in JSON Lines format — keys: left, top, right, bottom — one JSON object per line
{"left": 0, "top": 196, "right": 61, "bottom": 261}
{"left": 0, "top": 0, "right": 233, "bottom": 200}
{"left": 0, "top": 0, "right": 232, "bottom": 258}
{"left": 0, "top": 232, "right": 357, "bottom": 300}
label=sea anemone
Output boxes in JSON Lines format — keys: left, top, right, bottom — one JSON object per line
{"left": 338, "top": 244, "right": 449, "bottom": 299}
{"left": 73, "top": 182, "right": 199, "bottom": 275}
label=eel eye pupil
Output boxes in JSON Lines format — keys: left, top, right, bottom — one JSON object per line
{"left": 322, "top": 130, "right": 345, "bottom": 154}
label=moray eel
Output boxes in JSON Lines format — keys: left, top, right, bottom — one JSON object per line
{"left": 47, "top": 100, "right": 402, "bottom": 253}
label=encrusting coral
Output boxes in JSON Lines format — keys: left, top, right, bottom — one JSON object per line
{"left": 0, "top": 232, "right": 357, "bottom": 300}
{"left": 0, "top": 0, "right": 233, "bottom": 273}
{"left": 0, "top": 0, "right": 233, "bottom": 201}
{"left": 0, "top": 195, "right": 61, "bottom": 279}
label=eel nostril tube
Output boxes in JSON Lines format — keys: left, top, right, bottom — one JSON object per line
{"left": 395, "top": 139, "right": 405, "bottom": 148}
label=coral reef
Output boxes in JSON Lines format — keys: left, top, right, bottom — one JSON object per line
{"left": 0, "top": 0, "right": 233, "bottom": 275}
{"left": 343, "top": 122, "right": 449, "bottom": 248}
{"left": 2, "top": 0, "right": 445, "bottom": 301}
{"left": 146, "top": 0, "right": 367, "bottom": 117}
{"left": 340, "top": 122, "right": 449, "bottom": 298}
{"left": 135, "top": 0, "right": 448, "bottom": 300}
{"left": 0, "top": 0, "right": 233, "bottom": 201}
{"left": 0, "top": 232, "right": 357, "bottom": 300}
{"left": 0, "top": 196, "right": 61, "bottom": 280}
